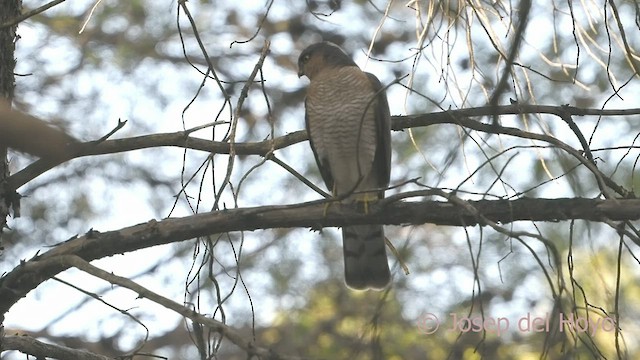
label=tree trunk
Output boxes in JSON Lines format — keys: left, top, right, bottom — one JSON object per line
{"left": 0, "top": 0, "right": 22, "bottom": 348}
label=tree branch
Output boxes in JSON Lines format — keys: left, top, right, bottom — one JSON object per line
{"left": 1, "top": 196, "right": 639, "bottom": 315}
{"left": 59, "top": 255, "right": 305, "bottom": 360}
{"left": 0, "top": 104, "right": 78, "bottom": 161}
{"left": 0, "top": 0, "right": 69, "bottom": 29}
{"left": 7, "top": 104, "right": 640, "bottom": 191}
{"left": 6, "top": 129, "right": 307, "bottom": 190}
{"left": 3, "top": 334, "right": 113, "bottom": 360}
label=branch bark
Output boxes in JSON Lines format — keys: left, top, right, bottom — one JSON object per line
{"left": 1, "top": 196, "right": 638, "bottom": 315}
{"left": 3, "top": 334, "right": 113, "bottom": 360}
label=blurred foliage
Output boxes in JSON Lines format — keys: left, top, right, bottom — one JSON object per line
{"left": 2, "top": 0, "right": 640, "bottom": 359}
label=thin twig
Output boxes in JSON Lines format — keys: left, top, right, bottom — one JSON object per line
{"left": 0, "top": 0, "right": 67, "bottom": 28}
{"left": 79, "top": 0, "right": 103, "bottom": 34}
{"left": 212, "top": 40, "right": 271, "bottom": 211}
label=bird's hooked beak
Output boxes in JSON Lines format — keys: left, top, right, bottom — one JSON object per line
{"left": 297, "top": 68, "right": 304, "bottom": 78}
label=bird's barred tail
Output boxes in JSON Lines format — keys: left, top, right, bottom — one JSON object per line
{"left": 342, "top": 225, "right": 391, "bottom": 290}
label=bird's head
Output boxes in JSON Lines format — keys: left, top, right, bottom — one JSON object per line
{"left": 297, "top": 41, "right": 357, "bottom": 80}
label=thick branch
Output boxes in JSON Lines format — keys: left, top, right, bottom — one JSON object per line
{"left": 0, "top": 104, "right": 78, "bottom": 160}
{"left": 1, "top": 197, "right": 638, "bottom": 314}
{"left": 3, "top": 334, "right": 112, "bottom": 360}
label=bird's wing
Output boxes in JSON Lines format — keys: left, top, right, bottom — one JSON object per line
{"left": 365, "top": 72, "right": 392, "bottom": 194}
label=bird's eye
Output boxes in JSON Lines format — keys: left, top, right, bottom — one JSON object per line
{"left": 302, "top": 54, "right": 311, "bottom": 63}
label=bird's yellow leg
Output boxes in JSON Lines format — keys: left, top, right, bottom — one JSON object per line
{"left": 323, "top": 184, "right": 337, "bottom": 217}
{"left": 355, "top": 192, "right": 379, "bottom": 214}
{"left": 323, "top": 201, "right": 332, "bottom": 217}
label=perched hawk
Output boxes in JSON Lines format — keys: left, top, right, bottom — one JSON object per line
{"left": 298, "top": 42, "right": 392, "bottom": 290}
